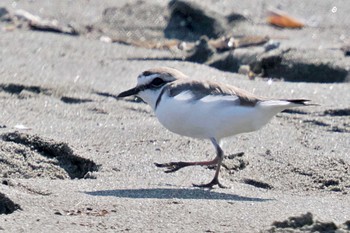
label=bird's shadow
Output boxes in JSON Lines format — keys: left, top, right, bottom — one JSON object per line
{"left": 85, "top": 188, "right": 271, "bottom": 202}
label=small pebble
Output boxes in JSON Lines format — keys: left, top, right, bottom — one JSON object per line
{"left": 264, "top": 40, "right": 280, "bottom": 52}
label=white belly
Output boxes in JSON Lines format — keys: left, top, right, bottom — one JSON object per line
{"left": 155, "top": 94, "right": 266, "bottom": 140}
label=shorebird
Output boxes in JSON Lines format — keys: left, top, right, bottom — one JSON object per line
{"left": 118, "top": 67, "right": 313, "bottom": 188}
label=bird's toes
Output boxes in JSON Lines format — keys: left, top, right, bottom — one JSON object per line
{"left": 154, "top": 162, "right": 169, "bottom": 168}
{"left": 154, "top": 162, "right": 189, "bottom": 173}
{"left": 154, "top": 162, "right": 177, "bottom": 173}
{"left": 192, "top": 183, "right": 215, "bottom": 189}
{"left": 193, "top": 179, "right": 229, "bottom": 189}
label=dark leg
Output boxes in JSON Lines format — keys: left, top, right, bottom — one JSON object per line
{"left": 155, "top": 138, "right": 227, "bottom": 188}
{"left": 154, "top": 155, "right": 220, "bottom": 173}
{"left": 192, "top": 138, "right": 227, "bottom": 189}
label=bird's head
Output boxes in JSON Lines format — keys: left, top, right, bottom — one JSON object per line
{"left": 117, "top": 67, "right": 187, "bottom": 109}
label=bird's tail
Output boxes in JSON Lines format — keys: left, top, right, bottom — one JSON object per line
{"left": 283, "top": 99, "right": 319, "bottom": 107}
{"left": 259, "top": 99, "right": 318, "bottom": 108}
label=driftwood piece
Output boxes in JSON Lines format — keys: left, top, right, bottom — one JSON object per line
{"left": 13, "top": 9, "right": 78, "bottom": 35}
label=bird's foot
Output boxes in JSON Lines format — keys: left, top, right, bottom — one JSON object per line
{"left": 193, "top": 177, "right": 228, "bottom": 189}
{"left": 154, "top": 161, "right": 192, "bottom": 173}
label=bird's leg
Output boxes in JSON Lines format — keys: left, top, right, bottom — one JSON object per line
{"left": 154, "top": 156, "right": 220, "bottom": 173}
{"left": 192, "top": 138, "right": 227, "bottom": 189}
{"left": 155, "top": 138, "right": 227, "bottom": 188}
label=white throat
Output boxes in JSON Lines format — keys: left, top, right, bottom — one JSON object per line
{"left": 138, "top": 87, "right": 166, "bottom": 111}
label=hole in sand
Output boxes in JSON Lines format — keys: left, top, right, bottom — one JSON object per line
{"left": 1, "top": 132, "right": 99, "bottom": 179}
{"left": 0, "top": 192, "right": 21, "bottom": 215}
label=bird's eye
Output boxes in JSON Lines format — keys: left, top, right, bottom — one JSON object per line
{"left": 150, "top": 78, "right": 165, "bottom": 87}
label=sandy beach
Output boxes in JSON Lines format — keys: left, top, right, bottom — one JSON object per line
{"left": 1, "top": 1, "right": 350, "bottom": 232}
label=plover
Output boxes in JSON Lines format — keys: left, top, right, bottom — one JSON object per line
{"left": 118, "top": 67, "right": 313, "bottom": 188}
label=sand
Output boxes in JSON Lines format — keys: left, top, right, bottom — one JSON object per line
{"left": 0, "top": 0, "right": 350, "bottom": 232}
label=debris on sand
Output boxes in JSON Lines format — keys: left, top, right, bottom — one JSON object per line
{"left": 266, "top": 8, "right": 305, "bottom": 29}
{"left": 1, "top": 8, "right": 78, "bottom": 35}
{"left": 265, "top": 212, "right": 350, "bottom": 233}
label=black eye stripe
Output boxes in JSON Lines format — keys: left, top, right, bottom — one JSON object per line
{"left": 150, "top": 78, "right": 165, "bottom": 87}
{"left": 139, "top": 78, "right": 168, "bottom": 91}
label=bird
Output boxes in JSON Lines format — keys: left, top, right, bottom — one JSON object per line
{"left": 117, "top": 67, "right": 314, "bottom": 188}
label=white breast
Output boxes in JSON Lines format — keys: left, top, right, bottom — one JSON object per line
{"left": 155, "top": 93, "right": 266, "bottom": 140}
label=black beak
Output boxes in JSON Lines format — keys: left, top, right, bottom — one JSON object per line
{"left": 117, "top": 87, "right": 140, "bottom": 98}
